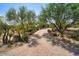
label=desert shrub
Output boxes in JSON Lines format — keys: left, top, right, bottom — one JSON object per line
{"left": 27, "top": 27, "right": 35, "bottom": 35}
{"left": 0, "top": 32, "right": 2, "bottom": 36}
{"left": 47, "top": 29, "right": 52, "bottom": 33}
{"left": 48, "top": 24, "right": 55, "bottom": 29}
{"left": 27, "top": 23, "right": 39, "bottom": 35}
{"left": 47, "top": 29, "right": 58, "bottom": 37}
{"left": 13, "top": 35, "right": 20, "bottom": 42}
{"left": 21, "top": 32, "right": 29, "bottom": 43}
{"left": 53, "top": 32, "right": 58, "bottom": 36}
{"left": 70, "top": 31, "right": 79, "bottom": 41}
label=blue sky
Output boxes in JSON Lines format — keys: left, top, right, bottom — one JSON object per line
{"left": 0, "top": 3, "right": 47, "bottom": 16}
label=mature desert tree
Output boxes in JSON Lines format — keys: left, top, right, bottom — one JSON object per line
{"left": 40, "top": 3, "right": 79, "bottom": 36}
{"left": 0, "top": 16, "right": 10, "bottom": 44}
{"left": 5, "top": 8, "right": 17, "bottom": 41}
{"left": 6, "top": 8, "right": 17, "bottom": 21}
{"left": 27, "top": 10, "right": 36, "bottom": 22}
{"left": 17, "top": 6, "right": 27, "bottom": 39}
{"left": 18, "top": 6, "right": 36, "bottom": 41}
{"left": 18, "top": 6, "right": 36, "bottom": 30}
{"left": 2, "top": 23, "right": 10, "bottom": 44}
{"left": 26, "top": 10, "right": 36, "bottom": 31}
{"left": 18, "top": 6, "right": 27, "bottom": 25}
{"left": 39, "top": 8, "right": 48, "bottom": 29}
{"left": 0, "top": 16, "right": 4, "bottom": 35}
{"left": 6, "top": 7, "right": 27, "bottom": 42}
{"left": 5, "top": 6, "right": 36, "bottom": 42}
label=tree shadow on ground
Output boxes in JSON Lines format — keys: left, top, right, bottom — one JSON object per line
{"left": 31, "top": 34, "right": 42, "bottom": 39}
{"left": 42, "top": 33, "right": 79, "bottom": 56}
{"left": 42, "top": 33, "right": 54, "bottom": 42}
{"left": 28, "top": 34, "right": 42, "bottom": 47}
{"left": 52, "top": 38, "right": 79, "bottom": 56}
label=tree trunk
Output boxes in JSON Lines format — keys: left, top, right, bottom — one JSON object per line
{"left": 5, "top": 32, "right": 8, "bottom": 44}
{"left": 3, "top": 32, "right": 6, "bottom": 44}
{"left": 18, "top": 32, "right": 22, "bottom": 42}
{"left": 3, "top": 32, "right": 8, "bottom": 45}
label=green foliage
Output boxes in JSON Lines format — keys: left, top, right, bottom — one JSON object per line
{"left": 27, "top": 10, "right": 36, "bottom": 21}
{"left": 6, "top": 8, "right": 17, "bottom": 21}
{"left": 39, "top": 20, "right": 47, "bottom": 28}
{"left": 70, "top": 31, "right": 79, "bottom": 41}
{"left": 21, "top": 32, "right": 29, "bottom": 43}
{"left": 1, "top": 4, "right": 79, "bottom": 45}
{"left": 39, "top": 10, "right": 48, "bottom": 29}
{"left": 40, "top": 3, "right": 79, "bottom": 35}
{"left": 5, "top": 6, "right": 36, "bottom": 43}
{"left": 73, "top": 21, "right": 79, "bottom": 28}
{"left": 0, "top": 17, "right": 3, "bottom": 35}
{"left": 25, "top": 20, "right": 38, "bottom": 35}
{"left": 18, "top": 6, "right": 27, "bottom": 23}
{"left": 48, "top": 24, "right": 55, "bottom": 29}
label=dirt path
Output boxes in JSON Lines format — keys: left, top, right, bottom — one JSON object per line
{"left": 7, "top": 28, "right": 74, "bottom": 56}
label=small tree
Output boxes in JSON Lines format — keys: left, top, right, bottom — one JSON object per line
{"left": 0, "top": 16, "right": 11, "bottom": 45}
{"left": 5, "top": 6, "right": 36, "bottom": 43}
{"left": 40, "top": 3, "right": 79, "bottom": 37}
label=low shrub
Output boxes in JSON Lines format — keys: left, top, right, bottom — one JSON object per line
{"left": 47, "top": 29, "right": 52, "bottom": 33}
{"left": 21, "top": 32, "right": 29, "bottom": 43}
{"left": 70, "top": 31, "right": 79, "bottom": 41}
{"left": 53, "top": 32, "right": 58, "bottom": 36}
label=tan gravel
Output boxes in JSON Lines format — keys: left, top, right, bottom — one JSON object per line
{"left": 7, "top": 28, "right": 74, "bottom": 56}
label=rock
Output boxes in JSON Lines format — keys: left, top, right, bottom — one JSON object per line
{"left": 2, "top": 45, "right": 9, "bottom": 48}
{"left": 15, "top": 42, "right": 23, "bottom": 47}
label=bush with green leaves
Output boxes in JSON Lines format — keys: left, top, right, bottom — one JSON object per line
{"left": 21, "top": 32, "right": 29, "bottom": 43}
{"left": 40, "top": 4, "right": 79, "bottom": 37}
{"left": 70, "top": 31, "right": 79, "bottom": 41}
